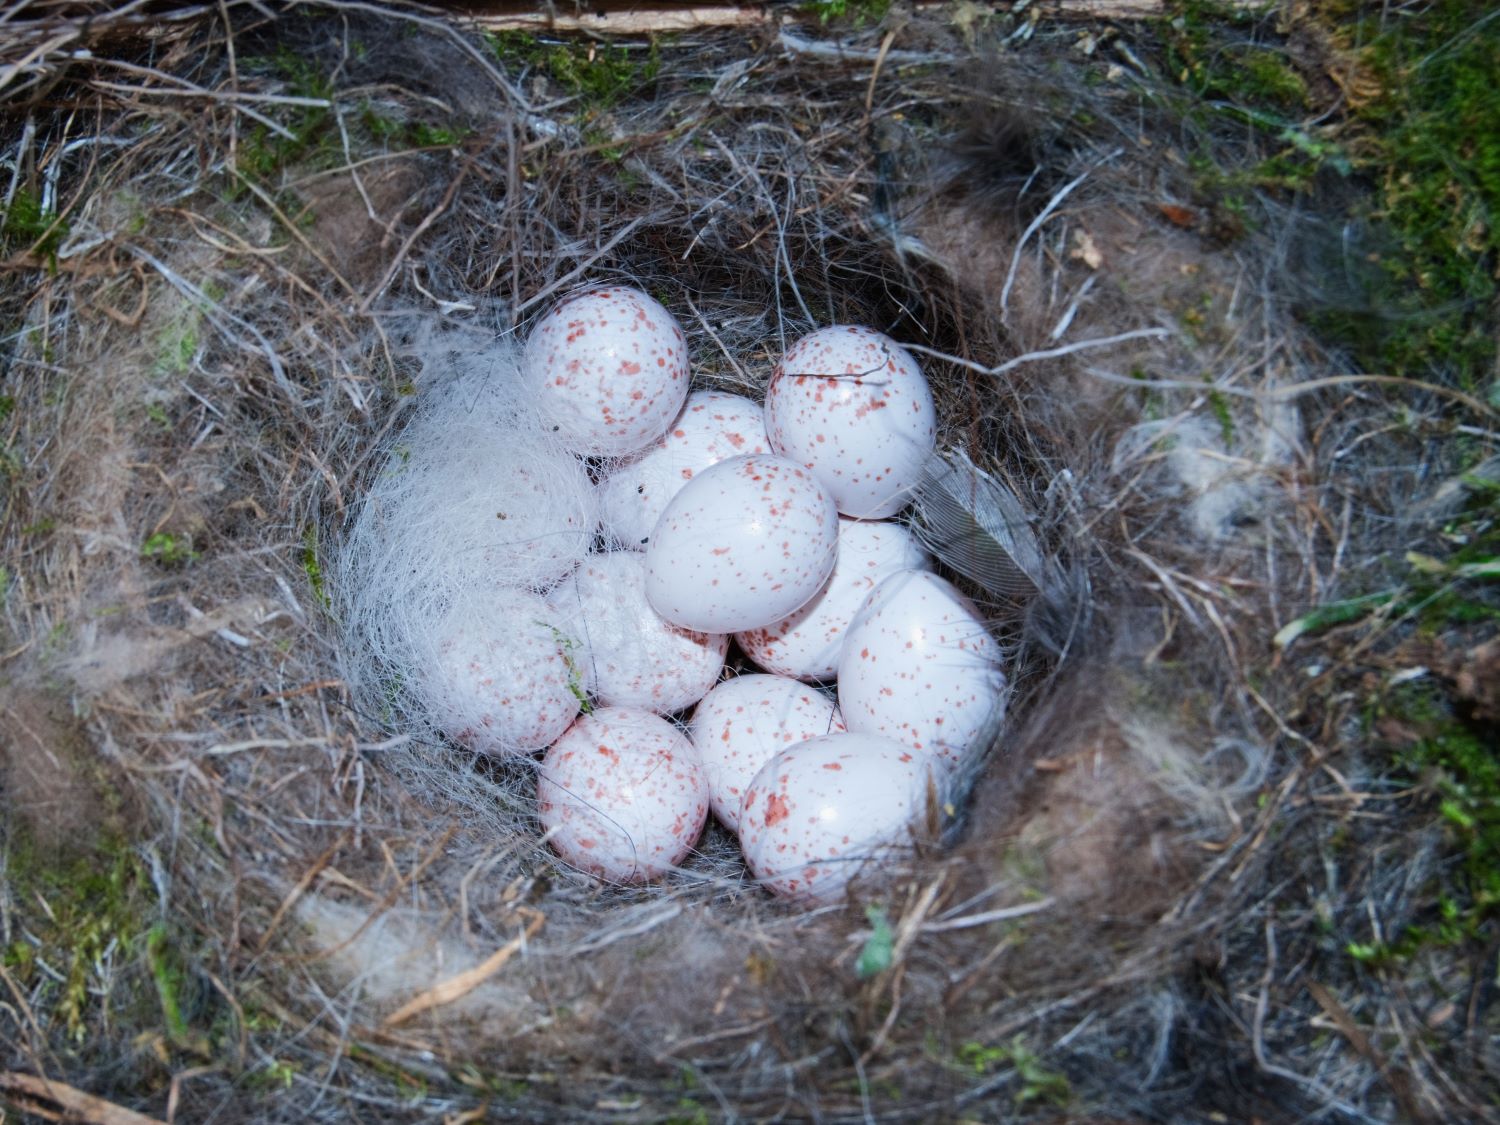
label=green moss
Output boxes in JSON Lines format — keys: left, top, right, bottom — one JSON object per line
{"left": 856, "top": 904, "right": 894, "bottom": 978}
{"left": 141, "top": 531, "right": 199, "bottom": 566}
{"left": 546, "top": 624, "right": 593, "bottom": 713}
{"left": 146, "top": 923, "right": 193, "bottom": 1046}
{"left": 1356, "top": 682, "right": 1500, "bottom": 964}
{"left": 302, "top": 524, "right": 330, "bottom": 611}
{"left": 360, "top": 105, "right": 469, "bottom": 149}
{"left": 1305, "top": 6, "right": 1499, "bottom": 387}
{"left": 232, "top": 48, "right": 338, "bottom": 183}
{"left": 1165, "top": 2, "right": 1499, "bottom": 389}
{"left": 4, "top": 834, "right": 151, "bottom": 1042}
{"left": 1, "top": 186, "right": 68, "bottom": 265}
{"left": 488, "top": 32, "right": 660, "bottom": 117}
{"left": 802, "top": 0, "right": 892, "bottom": 25}
{"left": 1202, "top": 376, "right": 1235, "bottom": 445}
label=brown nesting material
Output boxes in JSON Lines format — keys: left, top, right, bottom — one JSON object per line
{"left": 0, "top": 3, "right": 1491, "bottom": 1122}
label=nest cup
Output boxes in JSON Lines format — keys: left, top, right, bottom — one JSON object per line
{"left": 4, "top": 3, "right": 1485, "bottom": 1121}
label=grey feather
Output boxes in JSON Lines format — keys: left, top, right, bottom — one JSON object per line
{"left": 910, "top": 449, "right": 1051, "bottom": 600}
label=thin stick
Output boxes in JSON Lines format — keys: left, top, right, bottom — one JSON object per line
{"left": 1087, "top": 367, "right": 1499, "bottom": 419}
{"left": 919, "top": 897, "right": 1055, "bottom": 933}
{"left": 358, "top": 161, "right": 469, "bottom": 314}
{"left": 1001, "top": 152, "right": 1120, "bottom": 322}
{"left": 904, "top": 328, "right": 1171, "bottom": 377}
{"left": 382, "top": 907, "right": 544, "bottom": 1027}
{"left": 471, "top": 6, "right": 773, "bottom": 33}
{"left": 254, "top": 831, "right": 350, "bottom": 956}
{"left": 0, "top": 1073, "right": 166, "bottom": 1125}
{"left": 863, "top": 29, "right": 899, "bottom": 118}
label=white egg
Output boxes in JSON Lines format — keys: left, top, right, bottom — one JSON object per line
{"left": 765, "top": 325, "right": 937, "bottom": 519}
{"left": 537, "top": 707, "right": 709, "bottom": 883}
{"left": 598, "top": 390, "right": 770, "bottom": 549}
{"left": 689, "top": 674, "right": 846, "bottom": 833}
{"left": 419, "top": 589, "right": 582, "bottom": 755}
{"left": 549, "top": 552, "right": 728, "bottom": 714}
{"left": 644, "top": 453, "right": 840, "bottom": 633}
{"left": 525, "top": 287, "right": 691, "bottom": 457}
{"left": 737, "top": 517, "right": 930, "bottom": 681}
{"left": 739, "top": 732, "right": 937, "bottom": 903}
{"left": 838, "top": 570, "right": 1007, "bottom": 771}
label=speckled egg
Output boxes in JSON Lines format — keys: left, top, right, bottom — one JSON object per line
{"left": 837, "top": 570, "right": 1008, "bottom": 771}
{"left": 737, "top": 517, "right": 930, "bottom": 682}
{"left": 689, "top": 674, "right": 846, "bottom": 833}
{"left": 765, "top": 325, "right": 937, "bottom": 519}
{"left": 739, "top": 732, "right": 937, "bottom": 903}
{"left": 525, "top": 287, "right": 691, "bottom": 457}
{"left": 537, "top": 707, "right": 709, "bottom": 883}
{"left": 598, "top": 390, "right": 771, "bottom": 549}
{"left": 549, "top": 551, "right": 728, "bottom": 714}
{"left": 420, "top": 589, "right": 582, "bottom": 756}
{"left": 644, "top": 453, "right": 840, "bottom": 633}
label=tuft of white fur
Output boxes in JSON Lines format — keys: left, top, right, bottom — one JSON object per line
{"left": 294, "top": 894, "right": 543, "bottom": 1028}
{"left": 334, "top": 329, "right": 599, "bottom": 754}
{"left": 1113, "top": 414, "right": 1262, "bottom": 542}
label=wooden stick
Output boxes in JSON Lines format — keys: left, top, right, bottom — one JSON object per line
{"left": 464, "top": 0, "right": 1168, "bottom": 35}
{"left": 0, "top": 1073, "right": 166, "bottom": 1125}
{"left": 465, "top": 6, "right": 774, "bottom": 34}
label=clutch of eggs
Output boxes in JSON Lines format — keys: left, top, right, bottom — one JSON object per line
{"left": 396, "top": 290, "right": 1011, "bottom": 900}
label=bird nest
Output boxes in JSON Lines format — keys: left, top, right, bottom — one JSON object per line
{"left": 0, "top": 3, "right": 1494, "bottom": 1121}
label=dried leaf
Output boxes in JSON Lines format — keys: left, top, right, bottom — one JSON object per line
{"left": 1157, "top": 203, "right": 1197, "bottom": 228}
{"left": 1069, "top": 228, "right": 1104, "bottom": 269}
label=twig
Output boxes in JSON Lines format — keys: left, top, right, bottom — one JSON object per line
{"left": 904, "top": 328, "right": 1171, "bottom": 378}
{"left": 125, "top": 243, "right": 294, "bottom": 400}
{"left": 777, "top": 29, "right": 949, "bottom": 64}
{"left": 511, "top": 216, "right": 646, "bottom": 318}
{"left": 0, "top": 1073, "right": 165, "bottom": 1125}
{"left": 1252, "top": 919, "right": 1380, "bottom": 1122}
{"left": 358, "top": 160, "right": 469, "bottom": 314}
{"left": 471, "top": 6, "right": 773, "bottom": 33}
{"left": 254, "top": 831, "right": 350, "bottom": 956}
{"left": 863, "top": 28, "right": 899, "bottom": 118}
{"left": 919, "top": 897, "right": 1055, "bottom": 933}
{"left": 382, "top": 907, "right": 544, "bottom": 1027}
{"left": 1087, "top": 367, "right": 1499, "bottom": 419}
{"left": 306, "top": 825, "right": 457, "bottom": 962}
{"left": 1001, "top": 152, "right": 1120, "bottom": 322}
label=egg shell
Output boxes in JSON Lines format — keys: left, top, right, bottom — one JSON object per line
{"left": 737, "top": 517, "right": 931, "bottom": 682}
{"left": 738, "top": 732, "right": 936, "bottom": 904}
{"left": 537, "top": 707, "right": 709, "bottom": 883}
{"left": 598, "top": 391, "right": 771, "bottom": 549}
{"left": 525, "top": 287, "right": 691, "bottom": 457}
{"left": 644, "top": 453, "right": 840, "bottom": 633}
{"left": 549, "top": 551, "right": 728, "bottom": 714}
{"left": 420, "top": 589, "right": 582, "bottom": 755}
{"left": 837, "top": 570, "right": 1008, "bottom": 771}
{"left": 689, "top": 674, "right": 846, "bottom": 833}
{"left": 765, "top": 325, "right": 937, "bottom": 519}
